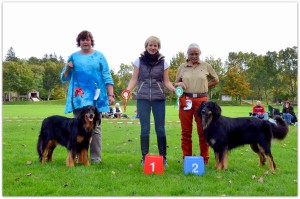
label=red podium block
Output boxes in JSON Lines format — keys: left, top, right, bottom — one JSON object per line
{"left": 143, "top": 154, "right": 164, "bottom": 174}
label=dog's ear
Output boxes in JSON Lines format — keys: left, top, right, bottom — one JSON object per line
{"left": 197, "top": 101, "right": 207, "bottom": 117}
{"left": 213, "top": 102, "right": 221, "bottom": 118}
{"left": 80, "top": 106, "right": 88, "bottom": 115}
{"left": 78, "top": 106, "right": 87, "bottom": 120}
{"left": 201, "top": 101, "right": 208, "bottom": 109}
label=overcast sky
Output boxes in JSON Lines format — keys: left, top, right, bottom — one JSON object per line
{"left": 2, "top": 1, "right": 298, "bottom": 72}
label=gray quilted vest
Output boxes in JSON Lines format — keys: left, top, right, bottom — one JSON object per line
{"left": 136, "top": 55, "right": 166, "bottom": 101}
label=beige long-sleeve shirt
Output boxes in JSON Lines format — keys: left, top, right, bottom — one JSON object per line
{"left": 175, "top": 60, "right": 219, "bottom": 94}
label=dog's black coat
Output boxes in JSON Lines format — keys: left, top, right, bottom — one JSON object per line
{"left": 37, "top": 105, "right": 100, "bottom": 166}
{"left": 197, "top": 101, "right": 288, "bottom": 171}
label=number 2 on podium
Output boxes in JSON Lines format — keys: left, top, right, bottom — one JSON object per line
{"left": 192, "top": 163, "right": 199, "bottom": 173}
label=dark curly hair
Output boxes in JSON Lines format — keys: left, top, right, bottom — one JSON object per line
{"left": 76, "top": 30, "right": 95, "bottom": 47}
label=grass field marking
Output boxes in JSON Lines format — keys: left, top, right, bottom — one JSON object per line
{"left": 3, "top": 119, "right": 181, "bottom": 124}
{"left": 3, "top": 119, "right": 43, "bottom": 123}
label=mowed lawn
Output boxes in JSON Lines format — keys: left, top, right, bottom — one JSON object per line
{"left": 2, "top": 102, "right": 298, "bottom": 196}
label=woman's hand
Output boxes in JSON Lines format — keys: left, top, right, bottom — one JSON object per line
{"left": 176, "top": 82, "right": 187, "bottom": 90}
{"left": 67, "top": 61, "right": 74, "bottom": 70}
{"left": 63, "top": 61, "right": 74, "bottom": 78}
{"left": 108, "top": 96, "right": 115, "bottom": 105}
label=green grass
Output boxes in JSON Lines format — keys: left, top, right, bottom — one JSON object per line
{"left": 2, "top": 102, "right": 298, "bottom": 196}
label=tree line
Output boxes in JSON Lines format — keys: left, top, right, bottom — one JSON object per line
{"left": 3, "top": 46, "right": 297, "bottom": 104}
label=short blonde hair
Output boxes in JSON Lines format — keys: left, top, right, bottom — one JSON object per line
{"left": 144, "top": 36, "right": 161, "bottom": 50}
{"left": 187, "top": 43, "right": 201, "bottom": 54}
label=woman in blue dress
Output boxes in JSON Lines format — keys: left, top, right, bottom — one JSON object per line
{"left": 61, "top": 30, "right": 115, "bottom": 163}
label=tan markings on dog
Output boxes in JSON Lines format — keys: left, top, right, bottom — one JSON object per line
{"left": 81, "top": 148, "right": 90, "bottom": 166}
{"left": 42, "top": 150, "right": 48, "bottom": 164}
{"left": 42, "top": 139, "right": 58, "bottom": 164}
{"left": 66, "top": 151, "right": 75, "bottom": 167}
{"left": 267, "top": 155, "right": 275, "bottom": 171}
{"left": 250, "top": 144, "right": 267, "bottom": 166}
{"left": 84, "top": 115, "right": 94, "bottom": 131}
{"left": 257, "top": 145, "right": 267, "bottom": 166}
{"left": 257, "top": 144, "right": 265, "bottom": 153}
{"left": 215, "top": 153, "right": 221, "bottom": 170}
{"left": 259, "top": 144, "right": 275, "bottom": 171}
{"left": 47, "top": 140, "right": 57, "bottom": 162}
{"left": 217, "top": 161, "right": 223, "bottom": 170}
{"left": 259, "top": 153, "right": 266, "bottom": 166}
{"left": 77, "top": 151, "right": 84, "bottom": 164}
{"left": 76, "top": 135, "right": 84, "bottom": 143}
{"left": 202, "top": 115, "right": 212, "bottom": 130}
{"left": 209, "top": 138, "right": 216, "bottom": 146}
{"left": 223, "top": 150, "right": 228, "bottom": 170}
{"left": 215, "top": 150, "right": 228, "bottom": 170}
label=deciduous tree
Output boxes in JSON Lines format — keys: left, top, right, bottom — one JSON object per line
{"left": 3, "top": 61, "right": 34, "bottom": 96}
{"left": 278, "top": 46, "right": 298, "bottom": 102}
{"left": 223, "top": 65, "right": 252, "bottom": 104}
{"left": 42, "top": 61, "right": 62, "bottom": 100}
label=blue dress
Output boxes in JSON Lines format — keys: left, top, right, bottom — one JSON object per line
{"left": 60, "top": 50, "right": 114, "bottom": 114}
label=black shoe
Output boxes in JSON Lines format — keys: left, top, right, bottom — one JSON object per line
{"left": 164, "top": 159, "right": 168, "bottom": 167}
{"left": 157, "top": 136, "right": 167, "bottom": 165}
{"left": 141, "top": 136, "right": 149, "bottom": 165}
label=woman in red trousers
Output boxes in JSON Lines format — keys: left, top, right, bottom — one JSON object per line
{"left": 174, "top": 43, "right": 219, "bottom": 164}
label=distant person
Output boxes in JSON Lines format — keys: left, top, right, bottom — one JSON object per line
{"left": 252, "top": 100, "right": 268, "bottom": 120}
{"left": 126, "top": 35, "right": 175, "bottom": 166}
{"left": 174, "top": 43, "right": 219, "bottom": 165}
{"left": 113, "top": 103, "right": 122, "bottom": 119}
{"left": 282, "top": 101, "right": 297, "bottom": 125}
{"left": 103, "top": 106, "right": 113, "bottom": 118}
{"left": 132, "top": 109, "right": 139, "bottom": 119}
{"left": 60, "top": 30, "right": 115, "bottom": 163}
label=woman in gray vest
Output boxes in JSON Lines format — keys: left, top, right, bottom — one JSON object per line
{"left": 126, "top": 36, "right": 175, "bottom": 166}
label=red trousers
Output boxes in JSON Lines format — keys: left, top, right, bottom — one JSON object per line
{"left": 179, "top": 96, "right": 209, "bottom": 164}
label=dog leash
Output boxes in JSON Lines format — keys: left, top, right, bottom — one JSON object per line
{"left": 70, "top": 57, "right": 85, "bottom": 109}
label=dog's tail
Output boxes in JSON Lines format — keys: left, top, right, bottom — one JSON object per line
{"left": 37, "top": 130, "right": 44, "bottom": 162}
{"left": 270, "top": 116, "right": 289, "bottom": 140}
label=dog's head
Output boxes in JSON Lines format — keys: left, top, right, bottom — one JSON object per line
{"left": 198, "top": 101, "right": 222, "bottom": 119}
{"left": 80, "top": 105, "right": 100, "bottom": 131}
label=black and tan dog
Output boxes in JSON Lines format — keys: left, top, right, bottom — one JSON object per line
{"left": 37, "top": 105, "right": 100, "bottom": 166}
{"left": 198, "top": 101, "right": 288, "bottom": 171}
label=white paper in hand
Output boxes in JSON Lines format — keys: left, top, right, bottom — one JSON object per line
{"left": 94, "top": 89, "right": 100, "bottom": 100}
{"left": 184, "top": 100, "right": 192, "bottom": 110}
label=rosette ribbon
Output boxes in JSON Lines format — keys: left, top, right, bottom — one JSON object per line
{"left": 175, "top": 86, "right": 183, "bottom": 109}
{"left": 75, "top": 88, "right": 84, "bottom": 97}
{"left": 121, "top": 89, "right": 131, "bottom": 112}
